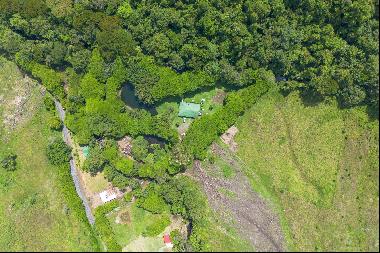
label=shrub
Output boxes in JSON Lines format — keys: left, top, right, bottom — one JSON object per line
{"left": 124, "top": 191, "right": 133, "bottom": 202}
{"left": 1, "top": 153, "right": 17, "bottom": 171}
{"left": 115, "top": 157, "right": 134, "bottom": 175}
{"left": 94, "top": 200, "right": 121, "bottom": 252}
{"left": 43, "top": 96, "right": 56, "bottom": 111}
{"left": 46, "top": 138, "right": 71, "bottom": 165}
{"left": 137, "top": 184, "right": 169, "bottom": 214}
{"left": 139, "top": 191, "right": 169, "bottom": 214}
{"left": 47, "top": 114, "right": 62, "bottom": 130}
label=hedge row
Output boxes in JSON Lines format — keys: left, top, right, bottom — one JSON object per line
{"left": 94, "top": 200, "right": 122, "bottom": 252}
{"left": 183, "top": 81, "right": 273, "bottom": 159}
{"left": 56, "top": 164, "right": 100, "bottom": 250}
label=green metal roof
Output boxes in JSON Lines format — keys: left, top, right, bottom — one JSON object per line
{"left": 82, "top": 146, "right": 90, "bottom": 158}
{"left": 178, "top": 102, "right": 201, "bottom": 118}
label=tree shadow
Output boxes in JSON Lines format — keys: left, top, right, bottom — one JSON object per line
{"left": 366, "top": 103, "right": 379, "bottom": 121}
{"left": 299, "top": 89, "right": 325, "bottom": 107}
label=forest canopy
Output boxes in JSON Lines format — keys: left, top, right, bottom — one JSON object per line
{"left": 0, "top": 0, "right": 378, "bottom": 109}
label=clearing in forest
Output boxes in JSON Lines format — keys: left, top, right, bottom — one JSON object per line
{"left": 107, "top": 203, "right": 186, "bottom": 252}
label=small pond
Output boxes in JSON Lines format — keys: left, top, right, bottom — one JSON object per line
{"left": 121, "top": 84, "right": 157, "bottom": 115}
{"left": 144, "top": 135, "right": 167, "bottom": 149}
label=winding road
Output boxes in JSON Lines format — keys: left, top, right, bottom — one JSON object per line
{"left": 55, "top": 100, "right": 95, "bottom": 225}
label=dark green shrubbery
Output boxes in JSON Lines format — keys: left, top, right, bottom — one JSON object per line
{"left": 183, "top": 81, "right": 272, "bottom": 159}
{"left": 1, "top": 153, "right": 17, "bottom": 171}
{"left": 137, "top": 184, "right": 170, "bottom": 214}
{"left": 94, "top": 200, "right": 122, "bottom": 252}
{"left": 46, "top": 138, "right": 71, "bottom": 165}
{"left": 43, "top": 96, "right": 56, "bottom": 111}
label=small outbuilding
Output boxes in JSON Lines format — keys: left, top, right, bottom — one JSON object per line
{"left": 81, "top": 146, "right": 90, "bottom": 158}
{"left": 163, "top": 234, "right": 173, "bottom": 248}
{"left": 178, "top": 101, "right": 201, "bottom": 118}
{"left": 99, "top": 189, "right": 117, "bottom": 203}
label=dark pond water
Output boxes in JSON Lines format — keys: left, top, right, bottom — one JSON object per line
{"left": 120, "top": 84, "right": 157, "bottom": 115}
{"left": 144, "top": 135, "right": 166, "bottom": 149}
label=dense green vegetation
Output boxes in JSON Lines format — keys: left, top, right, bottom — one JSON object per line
{"left": 0, "top": 0, "right": 378, "bottom": 252}
{"left": 1, "top": 153, "right": 17, "bottom": 171}
{"left": 94, "top": 200, "right": 121, "bottom": 252}
{"left": 235, "top": 90, "right": 379, "bottom": 251}
{"left": 0, "top": 0, "right": 378, "bottom": 108}
{"left": 183, "top": 79, "right": 272, "bottom": 159}
{"left": 46, "top": 138, "right": 72, "bottom": 165}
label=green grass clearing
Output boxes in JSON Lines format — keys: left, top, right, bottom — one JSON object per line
{"left": 156, "top": 87, "right": 225, "bottom": 130}
{"left": 107, "top": 203, "right": 174, "bottom": 251}
{"left": 0, "top": 57, "right": 98, "bottom": 251}
{"left": 235, "top": 90, "right": 379, "bottom": 251}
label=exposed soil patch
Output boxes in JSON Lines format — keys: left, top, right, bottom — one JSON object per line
{"left": 212, "top": 90, "right": 226, "bottom": 104}
{"left": 116, "top": 211, "right": 131, "bottom": 225}
{"left": 118, "top": 135, "right": 133, "bottom": 157}
{"left": 2, "top": 75, "right": 40, "bottom": 134}
{"left": 177, "top": 121, "right": 191, "bottom": 139}
{"left": 220, "top": 125, "right": 239, "bottom": 152}
{"left": 189, "top": 143, "right": 285, "bottom": 252}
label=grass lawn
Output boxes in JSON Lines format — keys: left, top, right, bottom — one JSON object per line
{"left": 107, "top": 203, "right": 171, "bottom": 251}
{"left": 203, "top": 212, "right": 255, "bottom": 252}
{"left": 81, "top": 171, "right": 109, "bottom": 194}
{"left": 156, "top": 87, "right": 225, "bottom": 130}
{"left": 235, "top": 90, "right": 379, "bottom": 251}
{"left": 0, "top": 57, "right": 98, "bottom": 251}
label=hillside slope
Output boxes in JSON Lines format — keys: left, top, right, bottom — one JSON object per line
{"left": 235, "top": 90, "right": 379, "bottom": 251}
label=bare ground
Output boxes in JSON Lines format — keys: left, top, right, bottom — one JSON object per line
{"left": 1, "top": 74, "right": 41, "bottom": 137}
{"left": 220, "top": 125, "right": 239, "bottom": 152}
{"left": 212, "top": 90, "right": 227, "bottom": 104}
{"left": 189, "top": 143, "right": 285, "bottom": 252}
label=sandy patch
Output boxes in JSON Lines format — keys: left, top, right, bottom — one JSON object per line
{"left": 2, "top": 75, "right": 40, "bottom": 134}
{"left": 220, "top": 125, "right": 239, "bottom": 152}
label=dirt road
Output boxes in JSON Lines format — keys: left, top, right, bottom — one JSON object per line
{"left": 55, "top": 100, "right": 95, "bottom": 225}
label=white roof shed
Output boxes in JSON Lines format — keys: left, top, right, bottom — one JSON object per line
{"left": 99, "top": 189, "right": 117, "bottom": 203}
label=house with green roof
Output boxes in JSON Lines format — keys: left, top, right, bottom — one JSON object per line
{"left": 178, "top": 101, "right": 201, "bottom": 118}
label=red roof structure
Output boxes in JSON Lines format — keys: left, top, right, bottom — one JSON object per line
{"left": 163, "top": 234, "right": 171, "bottom": 244}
